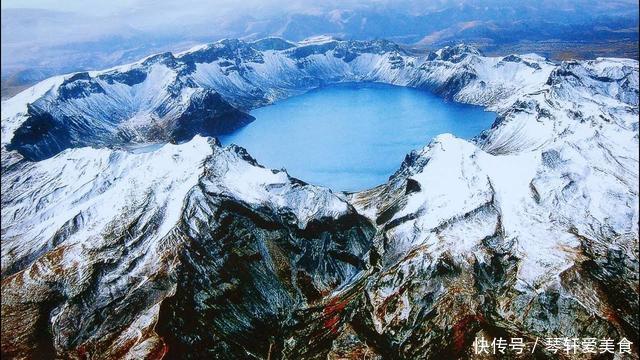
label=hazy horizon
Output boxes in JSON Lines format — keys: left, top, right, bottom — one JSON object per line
{"left": 2, "top": 0, "right": 638, "bottom": 98}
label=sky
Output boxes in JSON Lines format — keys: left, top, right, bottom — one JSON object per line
{"left": 0, "top": 0, "right": 411, "bottom": 16}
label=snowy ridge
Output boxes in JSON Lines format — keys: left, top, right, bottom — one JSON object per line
{"left": 1, "top": 136, "right": 214, "bottom": 275}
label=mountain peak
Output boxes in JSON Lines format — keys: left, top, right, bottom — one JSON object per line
{"left": 298, "top": 34, "right": 340, "bottom": 45}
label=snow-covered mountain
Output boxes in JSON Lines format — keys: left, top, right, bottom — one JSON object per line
{"left": 1, "top": 38, "right": 638, "bottom": 359}
{"left": 2, "top": 37, "right": 555, "bottom": 162}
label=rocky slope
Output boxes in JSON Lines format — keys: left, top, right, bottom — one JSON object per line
{"left": 1, "top": 38, "right": 638, "bottom": 359}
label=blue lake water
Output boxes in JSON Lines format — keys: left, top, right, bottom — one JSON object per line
{"left": 219, "top": 82, "right": 495, "bottom": 192}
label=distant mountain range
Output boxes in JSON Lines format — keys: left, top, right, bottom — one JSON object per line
{"left": 2, "top": 0, "right": 638, "bottom": 98}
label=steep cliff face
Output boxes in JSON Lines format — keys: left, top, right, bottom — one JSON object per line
{"left": 3, "top": 69, "right": 253, "bottom": 161}
{"left": 1, "top": 38, "right": 638, "bottom": 359}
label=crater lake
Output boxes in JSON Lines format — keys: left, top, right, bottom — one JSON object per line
{"left": 220, "top": 82, "right": 496, "bottom": 191}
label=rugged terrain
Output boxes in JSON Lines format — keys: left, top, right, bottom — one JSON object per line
{"left": 1, "top": 37, "right": 638, "bottom": 359}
